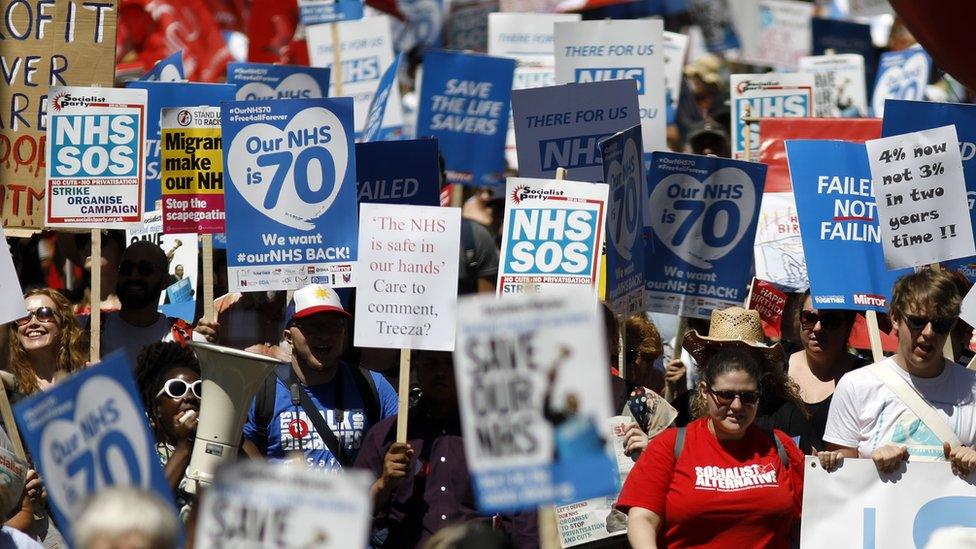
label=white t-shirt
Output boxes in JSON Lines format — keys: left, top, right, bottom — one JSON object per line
{"left": 824, "top": 357, "right": 976, "bottom": 461}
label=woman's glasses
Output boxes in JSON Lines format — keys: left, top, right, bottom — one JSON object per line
{"left": 16, "top": 307, "right": 55, "bottom": 326}
{"left": 708, "top": 387, "right": 760, "bottom": 406}
{"left": 800, "top": 310, "right": 847, "bottom": 330}
{"left": 156, "top": 379, "right": 202, "bottom": 400}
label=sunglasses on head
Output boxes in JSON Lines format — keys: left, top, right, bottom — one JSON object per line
{"left": 16, "top": 307, "right": 55, "bottom": 326}
{"left": 904, "top": 315, "right": 954, "bottom": 334}
{"left": 800, "top": 310, "right": 848, "bottom": 330}
{"left": 708, "top": 387, "right": 761, "bottom": 406}
{"left": 119, "top": 260, "right": 156, "bottom": 277}
{"left": 156, "top": 379, "right": 202, "bottom": 400}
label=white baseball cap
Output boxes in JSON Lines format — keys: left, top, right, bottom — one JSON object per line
{"left": 285, "top": 284, "right": 351, "bottom": 324}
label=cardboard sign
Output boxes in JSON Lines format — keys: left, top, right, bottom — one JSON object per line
{"left": 866, "top": 125, "right": 974, "bottom": 269}
{"left": 46, "top": 87, "right": 147, "bottom": 229}
{"left": 662, "top": 31, "right": 689, "bottom": 123}
{"left": 356, "top": 139, "right": 440, "bottom": 206}
{"left": 799, "top": 54, "right": 869, "bottom": 117}
{"left": 872, "top": 48, "right": 931, "bottom": 117}
{"left": 454, "top": 291, "right": 617, "bottom": 513}
{"left": 222, "top": 98, "right": 358, "bottom": 291}
{"left": 753, "top": 193, "right": 807, "bottom": 292}
{"left": 125, "top": 210, "right": 199, "bottom": 321}
{"left": 554, "top": 20, "right": 666, "bottom": 154}
{"left": 786, "top": 139, "right": 907, "bottom": 311}
{"left": 0, "top": 225, "right": 27, "bottom": 324}
{"left": 801, "top": 457, "right": 976, "bottom": 549}
{"left": 746, "top": 0, "right": 812, "bottom": 69}
{"left": 140, "top": 51, "right": 185, "bottom": 82}
{"left": 306, "top": 16, "right": 403, "bottom": 139}
{"left": 497, "top": 177, "right": 609, "bottom": 296}
{"left": 446, "top": 0, "right": 495, "bottom": 53}
{"left": 14, "top": 352, "right": 174, "bottom": 543}
{"left": 730, "top": 73, "right": 815, "bottom": 160}
{"left": 512, "top": 80, "right": 640, "bottom": 182}
{"left": 416, "top": 50, "right": 515, "bottom": 187}
{"left": 127, "top": 81, "right": 237, "bottom": 211}
{"left": 227, "top": 63, "right": 332, "bottom": 101}
{"left": 643, "top": 152, "right": 766, "bottom": 319}
{"left": 686, "top": 0, "right": 740, "bottom": 52}
{"left": 354, "top": 203, "right": 460, "bottom": 350}
{"left": 298, "top": 0, "right": 364, "bottom": 26}
{"left": 195, "top": 461, "right": 373, "bottom": 548}
{"left": 599, "top": 126, "right": 645, "bottom": 316}
{"left": 0, "top": 0, "right": 119, "bottom": 230}
{"left": 362, "top": 55, "right": 402, "bottom": 143}
{"left": 160, "top": 107, "right": 225, "bottom": 234}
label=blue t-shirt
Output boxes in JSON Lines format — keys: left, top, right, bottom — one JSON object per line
{"left": 243, "top": 363, "right": 398, "bottom": 470}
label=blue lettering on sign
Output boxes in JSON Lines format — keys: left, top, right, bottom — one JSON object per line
{"left": 540, "top": 133, "right": 611, "bottom": 171}
{"left": 912, "top": 496, "right": 976, "bottom": 548}
{"left": 50, "top": 115, "right": 138, "bottom": 178}
{"left": 574, "top": 68, "right": 645, "bottom": 94}
{"left": 341, "top": 57, "right": 380, "bottom": 84}
{"left": 504, "top": 208, "right": 597, "bottom": 275}
{"left": 735, "top": 94, "right": 809, "bottom": 150}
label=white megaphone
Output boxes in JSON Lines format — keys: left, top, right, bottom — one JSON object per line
{"left": 185, "top": 341, "right": 283, "bottom": 493}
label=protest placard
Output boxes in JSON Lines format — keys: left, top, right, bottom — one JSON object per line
{"left": 748, "top": 278, "right": 788, "bottom": 336}
{"left": 354, "top": 203, "right": 459, "bottom": 350}
{"left": 307, "top": 16, "right": 403, "bottom": 139}
{"left": 801, "top": 456, "right": 976, "bottom": 549}
{"left": 222, "top": 98, "right": 358, "bottom": 291}
{"left": 298, "top": 0, "right": 364, "bottom": 26}
{"left": 730, "top": 73, "right": 815, "bottom": 161}
{"left": 127, "top": 81, "right": 237, "bottom": 211}
{"left": 554, "top": 19, "right": 666, "bottom": 154}
{"left": 643, "top": 152, "right": 765, "bottom": 319}
{"left": 362, "top": 55, "right": 402, "bottom": 143}
{"left": 126, "top": 210, "right": 199, "bottom": 321}
{"left": 753, "top": 193, "right": 807, "bottom": 292}
{"left": 867, "top": 125, "right": 974, "bottom": 269}
{"left": 686, "top": 0, "right": 740, "bottom": 52}
{"left": 13, "top": 352, "right": 174, "bottom": 543}
{"left": 196, "top": 461, "right": 373, "bottom": 548}
{"left": 512, "top": 80, "right": 640, "bottom": 182}
{"left": 799, "top": 54, "right": 869, "bottom": 117}
{"left": 811, "top": 17, "right": 878, "bottom": 97}
{"left": 417, "top": 50, "right": 514, "bottom": 188}
{"left": 140, "top": 51, "right": 185, "bottom": 82}
{"left": 455, "top": 291, "right": 617, "bottom": 513}
{"left": 0, "top": 0, "right": 118, "bottom": 230}
{"left": 356, "top": 139, "right": 440, "bottom": 206}
{"left": 497, "top": 177, "right": 608, "bottom": 296}
{"left": 744, "top": 0, "right": 812, "bottom": 69}
{"left": 160, "top": 107, "right": 225, "bottom": 235}
{"left": 446, "top": 0, "right": 495, "bottom": 52}
{"left": 847, "top": 0, "right": 891, "bottom": 17}
{"left": 0, "top": 226, "right": 26, "bottom": 324}
{"left": 391, "top": 0, "right": 445, "bottom": 54}
{"left": 662, "top": 32, "right": 689, "bottom": 123}
{"left": 786, "top": 139, "right": 907, "bottom": 310}
{"left": 872, "top": 48, "right": 931, "bottom": 117}
{"left": 227, "top": 63, "right": 332, "bottom": 101}
{"left": 599, "top": 126, "right": 645, "bottom": 317}
{"left": 46, "top": 87, "right": 147, "bottom": 229}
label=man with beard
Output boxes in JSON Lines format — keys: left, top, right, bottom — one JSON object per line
{"left": 243, "top": 284, "right": 398, "bottom": 470}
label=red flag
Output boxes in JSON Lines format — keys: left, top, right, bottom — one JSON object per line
{"left": 246, "top": 0, "right": 303, "bottom": 64}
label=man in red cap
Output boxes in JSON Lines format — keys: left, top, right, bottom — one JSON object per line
{"left": 243, "top": 284, "right": 398, "bottom": 470}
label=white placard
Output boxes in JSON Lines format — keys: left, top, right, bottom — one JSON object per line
{"left": 866, "top": 125, "right": 975, "bottom": 269}
{"left": 554, "top": 19, "right": 666, "bottom": 153}
{"left": 753, "top": 192, "right": 808, "bottom": 292}
{"left": 800, "top": 456, "right": 976, "bottom": 549}
{"left": 196, "top": 461, "right": 373, "bottom": 549}
{"left": 354, "top": 203, "right": 460, "bottom": 351}
{"left": 747, "top": 0, "right": 813, "bottom": 69}
{"left": 847, "top": 0, "right": 891, "bottom": 17}
{"left": 0, "top": 226, "right": 27, "bottom": 324}
{"left": 961, "top": 284, "right": 976, "bottom": 329}
{"left": 306, "top": 16, "right": 403, "bottom": 136}
{"left": 730, "top": 73, "right": 815, "bottom": 160}
{"left": 662, "top": 32, "right": 689, "bottom": 117}
{"left": 799, "top": 53, "right": 869, "bottom": 117}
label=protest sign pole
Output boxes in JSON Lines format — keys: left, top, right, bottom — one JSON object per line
{"left": 618, "top": 318, "right": 626, "bottom": 379}
{"left": 742, "top": 104, "right": 756, "bottom": 162}
{"left": 332, "top": 24, "right": 344, "bottom": 97}
{"left": 90, "top": 230, "right": 101, "bottom": 362}
{"left": 202, "top": 234, "right": 215, "bottom": 322}
{"left": 865, "top": 310, "right": 885, "bottom": 363}
{"left": 664, "top": 316, "right": 688, "bottom": 402}
{"left": 396, "top": 348, "right": 411, "bottom": 442}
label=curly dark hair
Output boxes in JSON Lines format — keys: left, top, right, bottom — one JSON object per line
{"left": 135, "top": 342, "right": 200, "bottom": 431}
{"left": 691, "top": 347, "right": 808, "bottom": 420}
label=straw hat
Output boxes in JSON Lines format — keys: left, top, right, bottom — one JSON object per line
{"left": 682, "top": 307, "right": 785, "bottom": 369}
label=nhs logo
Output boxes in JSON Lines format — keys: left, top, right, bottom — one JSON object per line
{"left": 539, "top": 133, "right": 611, "bottom": 171}
{"left": 575, "top": 68, "right": 645, "bottom": 94}
{"left": 340, "top": 57, "right": 381, "bottom": 84}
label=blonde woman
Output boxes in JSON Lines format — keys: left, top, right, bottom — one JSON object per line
{"left": 8, "top": 288, "right": 88, "bottom": 397}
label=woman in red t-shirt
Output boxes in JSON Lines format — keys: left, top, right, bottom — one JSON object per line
{"left": 617, "top": 307, "right": 807, "bottom": 549}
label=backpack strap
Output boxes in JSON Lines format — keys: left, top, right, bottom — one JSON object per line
{"left": 673, "top": 426, "right": 686, "bottom": 460}
{"left": 252, "top": 363, "right": 288, "bottom": 454}
{"left": 760, "top": 426, "right": 790, "bottom": 468}
{"left": 350, "top": 365, "right": 381, "bottom": 427}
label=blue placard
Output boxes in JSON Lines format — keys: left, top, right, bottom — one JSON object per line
{"left": 883, "top": 99, "right": 976, "bottom": 279}
{"left": 126, "top": 81, "right": 237, "bottom": 209}
{"left": 362, "top": 54, "right": 402, "bottom": 143}
{"left": 600, "top": 125, "right": 646, "bottom": 316}
{"left": 393, "top": 0, "right": 445, "bottom": 53}
{"left": 140, "top": 51, "right": 185, "bottom": 82}
{"left": 166, "top": 277, "right": 193, "bottom": 303}
{"left": 786, "top": 140, "right": 908, "bottom": 310}
{"left": 13, "top": 352, "right": 175, "bottom": 543}
{"left": 872, "top": 48, "right": 931, "bottom": 117}
{"left": 356, "top": 139, "right": 440, "bottom": 206}
{"left": 227, "top": 63, "right": 331, "bottom": 101}
{"left": 299, "top": 0, "right": 364, "bottom": 25}
{"left": 221, "top": 98, "right": 358, "bottom": 291}
{"left": 417, "top": 50, "right": 515, "bottom": 187}
{"left": 643, "top": 152, "right": 765, "bottom": 319}
{"left": 811, "top": 17, "right": 878, "bottom": 97}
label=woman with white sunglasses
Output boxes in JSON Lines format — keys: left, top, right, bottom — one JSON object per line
{"left": 135, "top": 341, "right": 201, "bottom": 522}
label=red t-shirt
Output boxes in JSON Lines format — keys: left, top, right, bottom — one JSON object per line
{"left": 617, "top": 418, "right": 804, "bottom": 548}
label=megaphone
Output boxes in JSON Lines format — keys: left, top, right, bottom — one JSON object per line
{"left": 185, "top": 341, "right": 283, "bottom": 493}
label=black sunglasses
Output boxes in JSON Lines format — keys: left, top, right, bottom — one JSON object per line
{"left": 904, "top": 315, "right": 955, "bottom": 334}
{"left": 800, "top": 310, "right": 848, "bottom": 330}
{"left": 119, "top": 260, "right": 156, "bottom": 277}
{"left": 708, "top": 387, "right": 761, "bottom": 406}
{"left": 16, "top": 307, "right": 55, "bottom": 326}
